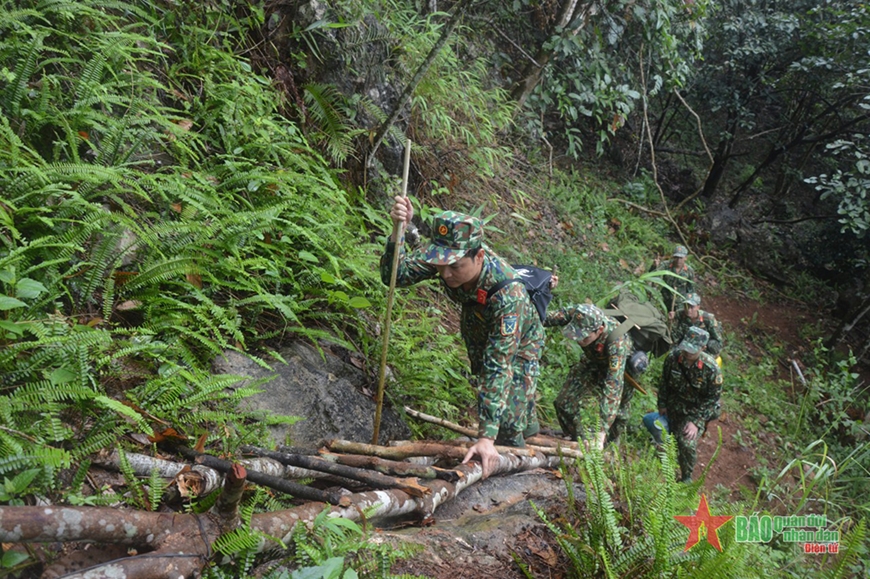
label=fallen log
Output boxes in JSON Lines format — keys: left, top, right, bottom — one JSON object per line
{"left": 318, "top": 451, "right": 462, "bottom": 483}
{"left": 256, "top": 448, "right": 561, "bottom": 538}
{"left": 172, "top": 446, "right": 346, "bottom": 505}
{"left": 329, "top": 439, "right": 471, "bottom": 461}
{"left": 403, "top": 406, "right": 477, "bottom": 437}
{"left": 388, "top": 438, "right": 584, "bottom": 460}
{"left": 0, "top": 446, "right": 560, "bottom": 579}
{"left": 94, "top": 449, "right": 361, "bottom": 498}
{"left": 403, "top": 405, "right": 583, "bottom": 452}
{"left": 6, "top": 506, "right": 219, "bottom": 579}
{"left": 241, "top": 445, "right": 431, "bottom": 498}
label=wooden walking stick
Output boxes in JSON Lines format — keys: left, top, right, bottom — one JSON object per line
{"left": 624, "top": 372, "right": 648, "bottom": 395}
{"left": 372, "top": 138, "right": 412, "bottom": 445}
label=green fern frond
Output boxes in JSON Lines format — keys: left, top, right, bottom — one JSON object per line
{"left": 824, "top": 518, "right": 866, "bottom": 579}
{"left": 1, "top": 381, "right": 95, "bottom": 409}
{"left": 117, "top": 449, "right": 147, "bottom": 509}
{"left": 213, "top": 527, "right": 266, "bottom": 557}
{"left": 580, "top": 447, "right": 623, "bottom": 550}
{"left": 119, "top": 257, "right": 199, "bottom": 292}
{"left": 72, "top": 422, "right": 127, "bottom": 459}
{"left": 1, "top": 33, "right": 45, "bottom": 116}
{"left": 68, "top": 459, "right": 92, "bottom": 494}
{"left": 94, "top": 395, "right": 153, "bottom": 436}
{"left": 146, "top": 468, "right": 168, "bottom": 512}
{"left": 0, "top": 447, "right": 71, "bottom": 475}
{"left": 303, "top": 82, "right": 355, "bottom": 164}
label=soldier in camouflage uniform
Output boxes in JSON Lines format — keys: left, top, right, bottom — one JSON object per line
{"left": 543, "top": 304, "right": 633, "bottom": 448}
{"left": 655, "top": 326, "right": 723, "bottom": 482}
{"left": 657, "top": 245, "right": 696, "bottom": 320}
{"left": 381, "top": 198, "right": 544, "bottom": 478}
{"left": 672, "top": 293, "right": 724, "bottom": 356}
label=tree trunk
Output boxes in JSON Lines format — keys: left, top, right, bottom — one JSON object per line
{"left": 510, "top": 0, "right": 596, "bottom": 108}
{"left": 825, "top": 293, "right": 870, "bottom": 353}
{"left": 365, "top": 0, "right": 472, "bottom": 168}
{"left": 702, "top": 124, "right": 736, "bottom": 201}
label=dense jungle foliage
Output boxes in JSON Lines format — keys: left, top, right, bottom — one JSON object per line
{"left": 0, "top": 0, "right": 867, "bottom": 577}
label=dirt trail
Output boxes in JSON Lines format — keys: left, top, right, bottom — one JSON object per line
{"left": 695, "top": 292, "right": 820, "bottom": 496}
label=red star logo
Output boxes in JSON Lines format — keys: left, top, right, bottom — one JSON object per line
{"left": 674, "top": 494, "right": 733, "bottom": 551}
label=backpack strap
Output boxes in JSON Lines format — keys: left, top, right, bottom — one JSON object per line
{"left": 486, "top": 278, "right": 521, "bottom": 301}
{"left": 602, "top": 307, "right": 638, "bottom": 347}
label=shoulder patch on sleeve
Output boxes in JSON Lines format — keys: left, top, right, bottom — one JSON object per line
{"left": 714, "top": 372, "right": 723, "bottom": 385}
{"left": 501, "top": 314, "right": 518, "bottom": 336}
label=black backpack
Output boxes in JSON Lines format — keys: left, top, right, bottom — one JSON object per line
{"left": 485, "top": 265, "right": 554, "bottom": 322}
{"left": 602, "top": 289, "right": 672, "bottom": 358}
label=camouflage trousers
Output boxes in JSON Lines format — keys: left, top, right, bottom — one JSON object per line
{"left": 476, "top": 358, "right": 540, "bottom": 447}
{"left": 671, "top": 403, "right": 720, "bottom": 482}
{"left": 553, "top": 362, "right": 634, "bottom": 442}
{"left": 668, "top": 415, "right": 705, "bottom": 483}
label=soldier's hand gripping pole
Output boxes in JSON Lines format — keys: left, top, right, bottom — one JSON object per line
{"left": 372, "top": 139, "right": 412, "bottom": 445}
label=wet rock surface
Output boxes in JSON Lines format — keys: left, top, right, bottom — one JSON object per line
{"left": 213, "top": 340, "right": 410, "bottom": 448}
{"left": 382, "top": 468, "right": 580, "bottom": 578}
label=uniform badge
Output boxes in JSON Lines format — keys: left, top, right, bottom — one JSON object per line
{"left": 595, "top": 343, "right": 605, "bottom": 354}
{"left": 477, "top": 289, "right": 488, "bottom": 304}
{"left": 500, "top": 314, "right": 518, "bottom": 336}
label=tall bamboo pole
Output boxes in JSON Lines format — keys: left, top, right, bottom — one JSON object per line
{"left": 372, "top": 138, "right": 412, "bottom": 444}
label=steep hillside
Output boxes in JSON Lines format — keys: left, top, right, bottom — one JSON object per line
{"left": 1, "top": 1, "right": 867, "bottom": 577}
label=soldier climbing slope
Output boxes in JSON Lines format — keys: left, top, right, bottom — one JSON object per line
{"left": 381, "top": 197, "right": 544, "bottom": 479}
{"left": 648, "top": 326, "right": 723, "bottom": 483}
{"left": 655, "top": 244, "right": 696, "bottom": 320}
{"left": 543, "top": 304, "right": 634, "bottom": 449}
{"left": 672, "top": 292, "right": 724, "bottom": 357}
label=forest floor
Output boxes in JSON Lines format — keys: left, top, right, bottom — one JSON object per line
{"left": 389, "top": 284, "right": 856, "bottom": 579}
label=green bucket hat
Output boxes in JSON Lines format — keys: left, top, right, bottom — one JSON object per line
{"left": 563, "top": 304, "right": 606, "bottom": 342}
{"left": 683, "top": 292, "right": 701, "bottom": 307}
{"left": 673, "top": 245, "right": 688, "bottom": 258}
{"left": 678, "top": 326, "right": 709, "bottom": 354}
{"left": 420, "top": 211, "right": 484, "bottom": 265}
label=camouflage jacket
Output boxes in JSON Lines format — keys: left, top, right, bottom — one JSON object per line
{"left": 544, "top": 308, "right": 633, "bottom": 428}
{"left": 658, "top": 261, "right": 696, "bottom": 312}
{"left": 380, "top": 241, "right": 545, "bottom": 439}
{"left": 657, "top": 350, "right": 723, "bottom": 426}
{"left": 673, "top": 309, "right": 723, "bottom": 356}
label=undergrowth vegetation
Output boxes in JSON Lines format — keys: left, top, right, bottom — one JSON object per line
{"left": 0, "top": 0, "right": 867, "bottom": 578}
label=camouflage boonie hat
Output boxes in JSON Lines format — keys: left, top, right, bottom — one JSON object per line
{"left": 683, "top": 292, "right": 701, "bottom": 307}
{"left": 420, "top": 211, "right": 483, "bottom": 265}
{"left": 678, "top": 326, "right": 709, "bottom": 354}
{"left": 563, "top": 304, "right": 606, "bottom": 342}
{"left": 673, "top": 245, "right": 688, "bottom": 257}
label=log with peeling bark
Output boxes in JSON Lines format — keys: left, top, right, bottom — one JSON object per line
{"left": 0, "top": 445, "right": 559, "bottom": 579}
{"left": 318, "top": 451, "right": 462, "bottom": 483}
{"left": 172, "top": 446, "right": 346, "bottom": 505}
{"left": 403, "top": 406, "right": 478, "bottom": 437}
{"left": 241, "top": 445, "right": 432, "bottom": 498}
{"left": 215, "top": 463, "right": 246, "bottom": 531}
{"left": 403, "top": 405, "right": 583, "bottom": 452}
{"left": 526, "top": 433, "right": 583, "bottom": 451}
{"left": 389, "top": 437, "right": 584, "bottom": 460}
{"left": 329, "top": 439, "right": 472, "bottom": 461}
{"left": 94, "top": 449, "right": 361, "bottom": 499}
